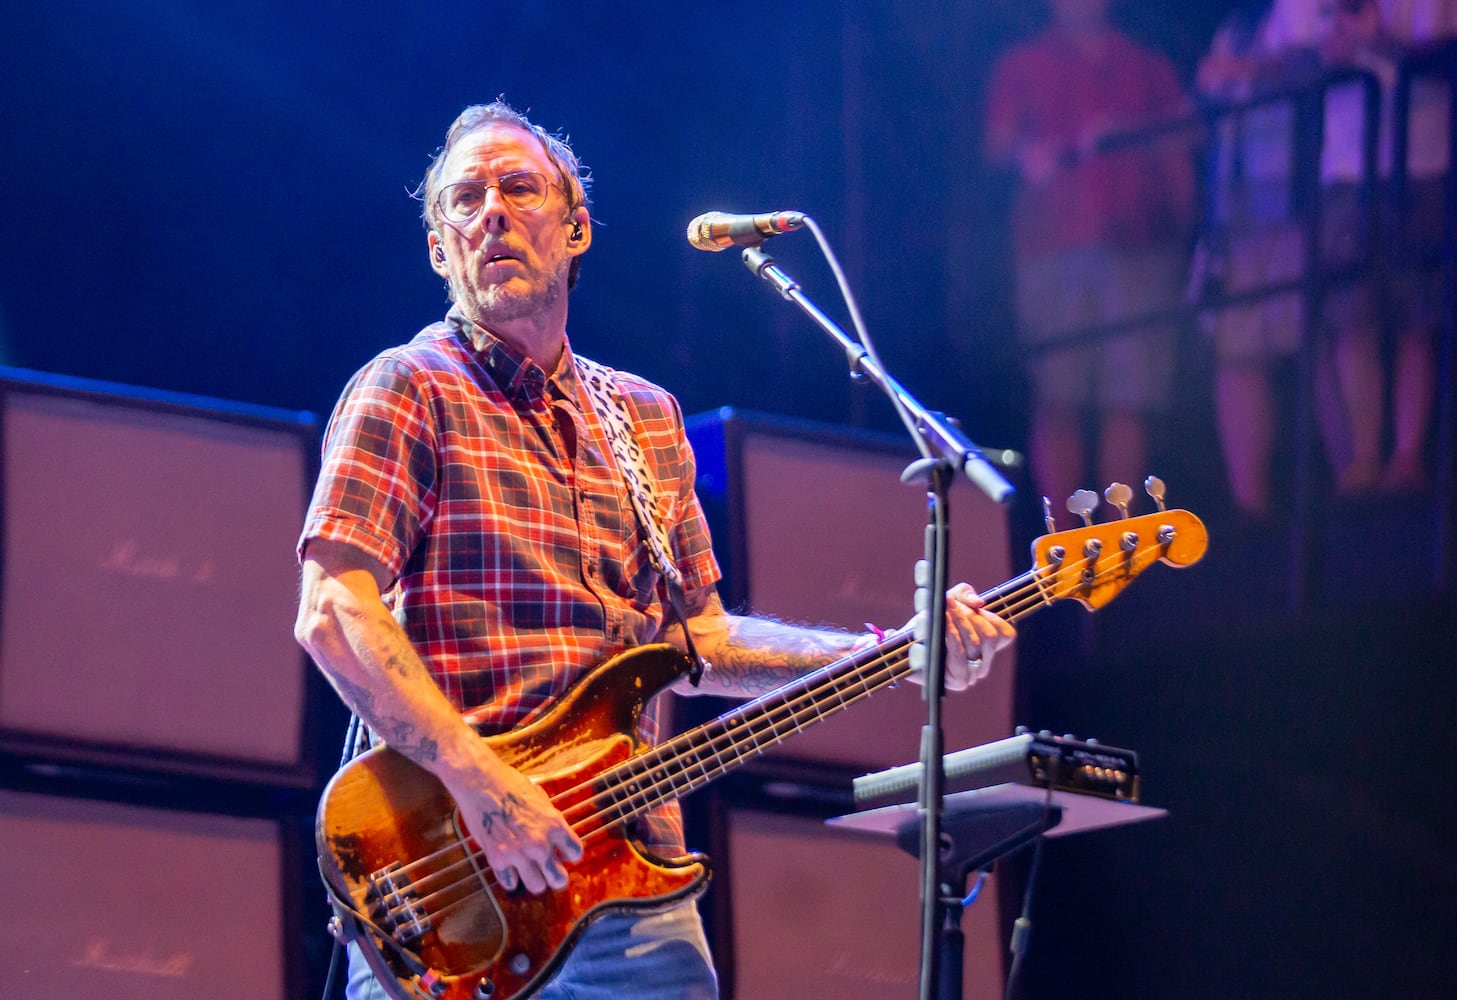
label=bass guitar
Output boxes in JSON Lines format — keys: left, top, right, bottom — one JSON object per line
{"left": 317, "top": 501, "right": 1206, "bottom": 1000}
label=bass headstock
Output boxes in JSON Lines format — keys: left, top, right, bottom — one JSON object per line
{"left": 1030, "top": 477, "right": 1208, "bottom": 611}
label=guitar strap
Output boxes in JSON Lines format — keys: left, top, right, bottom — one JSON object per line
{"left": 575, "top": 355, "right": 707, "bottom": 686}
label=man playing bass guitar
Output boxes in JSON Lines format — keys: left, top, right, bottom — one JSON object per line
{"left": 294, "top": 100, "right": 1014, "bottom": 1000}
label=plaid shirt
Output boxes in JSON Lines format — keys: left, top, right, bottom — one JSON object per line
{"left": 300, "top": 307, "right": 720, "bottom": 852}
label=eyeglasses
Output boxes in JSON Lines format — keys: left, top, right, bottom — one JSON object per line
{"left": 436, "top": 171, "right": 556, "bottom": 223}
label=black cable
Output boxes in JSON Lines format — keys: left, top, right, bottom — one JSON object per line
{"left": 320, "top": 714, "right": 362, "bottom": 1000}
{"left": 320, "top": 939, "right": 345, "bottom": 1000}
{"left": 1001, "top": 836, "right": 1043, "bottom": 1000}
{"left": 339, "top": 713, "right": 361, "bottom": 768}
{"left": 1003, "top": 786, "right": 1054, "bottom": 1000}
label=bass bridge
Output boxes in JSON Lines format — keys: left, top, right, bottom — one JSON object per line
{"left": 367, "top": 861, "right": 434, "bottom": 944}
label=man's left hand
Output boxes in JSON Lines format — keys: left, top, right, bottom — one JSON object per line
{"left": 908, "top": 582, "right": 1015, "bottom": 691}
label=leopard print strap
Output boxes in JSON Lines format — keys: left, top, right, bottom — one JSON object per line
{"left": 575, "top": 356, "right": 704, "bottom": 683}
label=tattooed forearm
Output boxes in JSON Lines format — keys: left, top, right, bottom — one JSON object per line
{"left": 667, "top": 591, "right": 864, "bottom": 697}
{"left": 327, "top": 670, "right": 378, "bottom": 721}
{"left": 375, "top": 623, "right": 428, "bottom": 680}
{"left": 693, "top": 659, "right": 801, "bottom": 696}
{"left": 393, "top": 732, "right": 441, "bottom": 764}
{"left": 320, "top": 626, "right": 445, "bottom": 769}
{"left": 299, "top": 546, "right": 472, "bottom": 779}
{"left": 691, "top": 612, "right": 862, "bottom": 698}
{"left": 324, "top": 653, "right": 442, "bottom": 764}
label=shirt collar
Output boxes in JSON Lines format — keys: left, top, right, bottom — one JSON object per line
{"left": 446, "top": 306, "right": 580, "bottom": 409}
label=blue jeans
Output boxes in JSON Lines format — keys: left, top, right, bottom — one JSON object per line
{"left": 345, "top": 899, "right": 718, "bottom": 999}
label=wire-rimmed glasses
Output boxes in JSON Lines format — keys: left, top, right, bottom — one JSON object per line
{"left": 436, "top": 171, "right": 556, "bottom": 223}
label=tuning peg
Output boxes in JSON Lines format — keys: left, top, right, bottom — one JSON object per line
{"left": 1104, "top": 482, "right": 1133, "bottom": 519}
{"left": 1144, "top": 475, "right": 1167, "bottom": 512}
{"left": 1040, "top": 496, "right": 1057, "bottom": 534}
{"left": 1066, "top": 489, "right": 1099, "bottom": 526}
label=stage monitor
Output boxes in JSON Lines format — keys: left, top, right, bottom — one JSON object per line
{"left": 0, "top": 788, "right": 301, "bottom": 999}
{"left": 0, "top": 367, "right": 319, "bottom": 785}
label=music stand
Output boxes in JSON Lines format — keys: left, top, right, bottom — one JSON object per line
{"left": 829, "top": 786, "right": 1166, "bottom": 1000}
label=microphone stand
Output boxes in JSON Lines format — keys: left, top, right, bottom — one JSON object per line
{"left": 739, "top": 244, "right": 1014, "bottom": 1000}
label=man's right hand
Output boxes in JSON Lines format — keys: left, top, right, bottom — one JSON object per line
{"left": 296, "top": 538, "right": 583, "bottom": 896}
{"left": 452, "top": 757, "right": 584, "bottom": 895}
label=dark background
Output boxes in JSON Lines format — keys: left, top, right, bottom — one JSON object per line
{"left": 4, "top": 2, "right": 1454, "bottom": 998}
{"left": 0, "top": 0, "right": 1226, "bottom": 439}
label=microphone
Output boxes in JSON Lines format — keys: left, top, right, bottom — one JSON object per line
{"left": 686, "top": 211, "right": 806, "bottom": 252}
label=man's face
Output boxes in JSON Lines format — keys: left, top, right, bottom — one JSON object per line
{"left": 428, "top": 124, "right": 589, "bottom": 335}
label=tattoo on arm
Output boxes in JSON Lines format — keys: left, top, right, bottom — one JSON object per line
{"left": 666, "top": 590, "right": 861, "bottom": 697}
{"left": 378, "top": 627, "right": 427, "bottom": 680}
{"left": 697, "top": 613, "right": 861, "bottom": 697}
{"left": 325, "top": 636, "right": 443, "bottom": 765}
{"left": 481, "top": 793, "right": 526, "bottom": 836}
{"left": 402, "top": 734, "right": 441, "bottom": 764}
{"left": 328, "top": 670, "right": 378, "bottom": 721}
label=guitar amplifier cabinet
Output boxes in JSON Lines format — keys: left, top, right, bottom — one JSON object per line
{"left": 0, "top": 367, "right": 319, "bottom": 785}
{"left": 0, "top": 787, "right": 302, "bottom": 999}
{"left": 683, "top": 409, "right": 1016, "bottom": 772}
{"left": 706, "top": 799, "right": 1005, "bottom": 1000}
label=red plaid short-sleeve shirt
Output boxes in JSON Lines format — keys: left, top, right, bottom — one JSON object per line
{"left": 299, "top": 308, "right": 720, "bottom": 851}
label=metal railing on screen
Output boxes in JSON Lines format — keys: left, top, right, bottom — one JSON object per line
{"left": 1018, "top": 54, "right": 1456, "bottom": 606}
